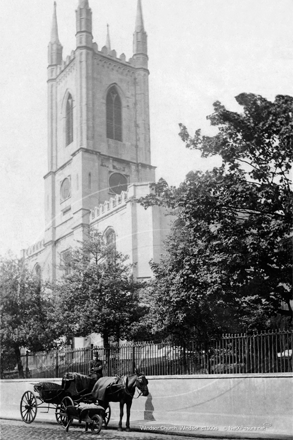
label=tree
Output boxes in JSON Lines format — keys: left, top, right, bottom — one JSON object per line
{"left": 53, "top": 228, "right": 146, "bottom": 347}
{"left": 0, "top": 257, "right": 60, "bottom": 377}
{"left": 139, "top": 93, "right": 293, "bottom": 342}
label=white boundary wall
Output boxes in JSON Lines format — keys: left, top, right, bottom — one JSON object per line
{"left": 0, "top": 373, "right": 292, "bottom": 437}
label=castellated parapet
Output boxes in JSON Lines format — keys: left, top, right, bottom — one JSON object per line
{"left": 90, "top": 191, "right": 128, "bottom": 222}
{"left": 55, "top": 44, "right": 136, "bottom": 82}
{"left": 24, "top": 239, "right": 45, "bottom": 257}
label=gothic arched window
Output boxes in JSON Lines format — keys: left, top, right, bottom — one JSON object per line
{"left": 34, "top": 264, "right": 42, "bottom": 280}
{"left": 104, "top": 228, "right": 116, "bottom": 261}
{"left": 105, "top": 227, "right": 116, "bottom": 248}
{"left": 106, "top": 86, "right": 122, "bottom": 141}
{"left": 66, "top": 94, "right": 74, "bottom": 146}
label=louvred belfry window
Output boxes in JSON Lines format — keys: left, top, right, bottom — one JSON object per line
{"left": 106, "top": 86, "right": 122, "bottom": 141}
{"left": 66, "top": 94, "right": 74, "bottom": 146}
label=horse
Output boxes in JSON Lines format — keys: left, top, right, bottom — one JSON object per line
{"left": 87, "top": 370, "right": 149, "bottom": 431}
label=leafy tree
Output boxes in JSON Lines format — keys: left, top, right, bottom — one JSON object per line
{"left": 0, "top": 257, "right": 60, "bottom": 377}
{"left": 53, "top": 228, "right": 146, "bottom": 348}
{"left": 139, "top": 93, "right": 293, "bottom": 343}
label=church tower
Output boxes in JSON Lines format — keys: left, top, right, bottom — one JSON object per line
{"left": 41, "top": 0, "right": 157, "bottom": 280}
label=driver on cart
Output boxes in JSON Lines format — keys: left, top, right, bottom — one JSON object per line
{"left": 89, "top": 352, "right": 103, "bottom": 381}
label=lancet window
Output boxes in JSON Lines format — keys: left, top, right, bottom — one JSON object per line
{"left": 66, "top": 94, "right": 74, "bottom": 146}
{"left": 106, "top": 86, "right": 122, "bottom": 141}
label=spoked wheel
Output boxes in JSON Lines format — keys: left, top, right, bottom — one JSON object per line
{"left": 90, "top": 414, "right": 103, "bottom": 433}
{"left": 55, "top": 396, "right": 74, "bottom": 427}
{"left": 104, "top": 404, "right": 111, "bottom": 427}
{"left": 20, "top": 391, "right": 37, "bottom": 424}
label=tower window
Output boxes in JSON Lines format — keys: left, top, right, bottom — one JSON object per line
{"left": 60, "top": 177, "right": 71, "bottom": 202}
{"left": 66, "top": 94, "right": 74, "bottom": 146}
{"left": 109, "top": 172, "right": 127, "bottom": 195}
{"left": 60, "top": 249, "right": 71, "bottom": 275}
{"left": 106, "top": 86, "right": 122, "bottom": 141}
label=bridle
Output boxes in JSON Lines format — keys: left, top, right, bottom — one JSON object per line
{"left": 122, "top": 374, "right": 148, "bottom": 399}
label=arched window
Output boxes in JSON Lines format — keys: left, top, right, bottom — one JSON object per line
{"left": 104, "top": 228, "right": 116, "bottom": 261}
{"left": 34, "top": 264, "right": 42, "bottom": 280}
{"left": 105, "top": 228, "right": 116, "bottom": 248}
{"left": 106, "top": 86, "right": 122, "bottom": 141}
{"left": 60, "top": 249, "right": 71, "bottom": 275}
{"left": 66, "top": 94, "right": 74, "bottom": 146}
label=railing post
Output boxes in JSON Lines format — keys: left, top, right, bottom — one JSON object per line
{"left": 25, "top": 351, "right": 30, "bottom": 378}
{"left": 291, "top": 331, "right": 293, "bottom": 373}
{"left": 132, "top": 345, "right": 136, "bottom": 373}
{"left": 106, "top": 347, "right": 111, "bottom": 376}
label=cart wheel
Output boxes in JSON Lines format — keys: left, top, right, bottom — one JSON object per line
{"left": 20, "top": 391, "right": 37, "bottom": 424}
{"left": 55, "top": 396, "right": 74, "bottom": 426}
{"left": 104, "top": 404, "right": 111, "bottom": 427}
{"left": 91, "top": 414, "right": 103, "bottom": 433}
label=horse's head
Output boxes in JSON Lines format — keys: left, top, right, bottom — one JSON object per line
{"left": 135, "top": 373, "right": 149, "bottom": 397}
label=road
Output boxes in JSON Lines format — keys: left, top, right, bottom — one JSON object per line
{"left": 0, "top": 419, "right": 222, "bottom": 440}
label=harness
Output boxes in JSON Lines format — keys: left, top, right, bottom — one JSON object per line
{"left": 114, "top": 375, "right": 144, "bottom": 399}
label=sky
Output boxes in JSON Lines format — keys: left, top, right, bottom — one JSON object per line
{"left": 1, "top": 0, "right": 293, "bottom": 257}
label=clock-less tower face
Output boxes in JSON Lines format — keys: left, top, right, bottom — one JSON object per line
{"left": 60, "top": 177, "right": 71, "bottom": 201}
{"left": 109, "top": 173, "right": 128, "bottom": 195}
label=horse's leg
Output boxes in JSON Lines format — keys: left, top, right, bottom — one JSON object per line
{"left": 126, "top": 399, "right": 133, "bottom": 432}
{"left": 103, "top": 402, "right": 108, "bottom": 429}
{"left": 118, "top": 401, "right": 124, "bottom": 431}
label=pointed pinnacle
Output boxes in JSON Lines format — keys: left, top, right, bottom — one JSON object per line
{"left": 50, "top": 2, "right": 60, "bottom": 44}
{"left": 106, "top": 24, "right": 111, "bottom": 51}
{"left": 79, "top": 0, "right": 89, "bottom": 7}
{"left": 135, "top": 0, "right": 145, "bottom": 32}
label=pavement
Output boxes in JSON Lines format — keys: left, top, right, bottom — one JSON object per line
{"left": 0, "top": 418, "right": 291, "bottom": 440}
{"left": 0, "top": 419, "right": 228, "bottom": 440}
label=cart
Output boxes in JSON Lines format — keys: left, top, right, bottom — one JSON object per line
{"left": 20, "top": 373, "right": 111, "bottom": 430}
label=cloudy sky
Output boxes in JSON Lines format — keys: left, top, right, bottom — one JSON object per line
{"left": 1, "top": 0, "right": 293, "bottom": 256}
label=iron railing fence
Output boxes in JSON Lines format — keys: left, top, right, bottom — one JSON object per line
{"left": 2, "top": 330, "right": 292, "bottom": 379}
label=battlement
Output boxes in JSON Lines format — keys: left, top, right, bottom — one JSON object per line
{"left": 55, "top": 43, "right": 135, "bottom": 79}
{"left": 93, "top": 43, "right": 134, "bottom": 66}
{"left": 90, "top": 191, "right": 128, "bottom": 222}
{"left": 24, "top": 239, "right": 45, "bottom": 257}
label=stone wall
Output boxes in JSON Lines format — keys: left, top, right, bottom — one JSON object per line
{"left": 1, "top": 373, "right": 292, "bottom": 437}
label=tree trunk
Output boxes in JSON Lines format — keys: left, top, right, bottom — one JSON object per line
{"left": 103, "top": 330, "right": 110, "bottom": 349}
{"left": 103, "top": 331, "right": 111, "bottom": 375}
{"left": 15, "top": 346, "right": 24, "bottom": 378}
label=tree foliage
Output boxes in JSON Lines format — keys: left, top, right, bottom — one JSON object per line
{"left": 139, "top": 93, "right": 293, "bottom": 342}
{"left": 53, "top": 228, "right": 147, "bottom": 347}
{"left": 0, "top": 257, "right": 60, "bottom": 377}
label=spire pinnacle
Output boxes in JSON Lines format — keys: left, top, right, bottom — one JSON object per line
{"left": 133, "top": 0, "right": 147, "bottom": 59}
{"left": 79, "top": 0, "right": 89, "bottom": 7}
{"left": 50, "top": 2, "right": 60, "bottom": 44}
{"left": 135, "top": 0, "right": 145, "bottom": 32}
{"left": 106, "top": 24, "right": 111, "bottom": 51}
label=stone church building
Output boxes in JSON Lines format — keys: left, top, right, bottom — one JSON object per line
{"left": 24, "top": 0, "right": 172, "bottom": 285}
